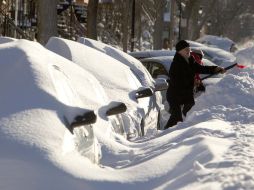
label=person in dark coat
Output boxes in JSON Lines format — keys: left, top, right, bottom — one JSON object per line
{"left": 164, "top": 40, "right": 226, "bottom": 129}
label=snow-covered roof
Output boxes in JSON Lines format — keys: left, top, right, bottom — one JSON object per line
{"left": 129, "top": 49, "right": 176, "bottom": 59}
{"left": 46, "top": 37, "right": 143, "bottom": 109}
{"left": 187, "top": 40, "right": 207, "bottom": 48}
{"left": 0, "top": 36, "right": 17, "bottom": 44}
{"left": 78, "top": 37, "right": 154, "bottom": 87}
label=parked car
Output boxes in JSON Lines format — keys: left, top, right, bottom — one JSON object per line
{"left": 77, "top": 37, "right": 167, "bottom": 89}
{"left": 77, "top": 37, "right": 168, "bottom": 131}
{"left": 128, "top": 49, "right": 176, "bottom": 60}
{"left": 128, "top": 41, "right": 204, "bottom": 60}
{"left": 196, "top": 35, "right": 238, "bottom": 52}
{"left": 187, "top": 40, "right": 208, "bottom": 48}
{"left": 0, "top": 39, "right": 128, "bottom": 165}
{"left": 129, "top": 40, "right": 236, "bottom": 68}
{"left": 140, "top": 56, "right": 173, "bottom": 109}
{"left": 0, "top": 36, "right": 17, "bottom": 44}
{"left": 46, "top": 37, "right": 166, "bottom": 136}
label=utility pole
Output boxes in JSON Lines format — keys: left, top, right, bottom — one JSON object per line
{"left": 131, "top": 0, "right": 135, "bottom": 52}
{"left": 169, "top": 0, "right": 175, "bottom": 49}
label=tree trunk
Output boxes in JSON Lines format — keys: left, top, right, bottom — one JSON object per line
{"left": 37, "top": 0, "right": 58, "bottom": 45}
{"left": 181, "top": 0, "right": 193, "bottom": 40}
{"left": 122, "top": 1, "right": 130, "bottom": 52}
{"left": 169, "top": 0, "right": 176, "bottom": 49}
{"left": 191, "top": 0, "right": 216, "bottom": 40}
{"left": 87, "top": 0, "right": 98, "bottom": 39}
{"left": 152, "top": 0, "right": 165, "bottom": 50}
{"left": 135, "top": 0, "right": 142, "bottom": 50}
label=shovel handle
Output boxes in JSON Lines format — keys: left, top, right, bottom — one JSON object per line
{"left": 201, "top": 63, "right": 237, "bottom": 81}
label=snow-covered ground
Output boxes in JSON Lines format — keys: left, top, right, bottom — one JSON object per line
{"left": 1, "top": 38, "right": 254, "bottom": 190}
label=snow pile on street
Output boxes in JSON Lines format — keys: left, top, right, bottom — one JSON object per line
{"left": 1, "top": 38, "right": 254, "bottom": 190}
{"left": 235, "top": 46, "right": 254, "bottom": 68}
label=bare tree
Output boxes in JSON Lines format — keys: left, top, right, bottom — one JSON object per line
{"left": 190, "top": 0, "right": 216, "bottom": 40}
{"left": 87, "top": 0, "right": 98, "bottom": 39}
{"left": 181, "top": 0, "right": 200, "bottom": 40}
{"left": 37, "top": 0, "right": 58, "bottom": 45}
{"left": 134, "top": 0, "right": 142, "bottom": 50}
{"left": 153, "top": 0, "right": 166, "bottom": 49}
{"left": 209, "top": 0, "right": 248, "bottom": 40}
{"left": 141, "top": 0, "right": 166, "bottom": 49}
{"left": 178, "top": 0, "right": 219, "bottom": 40}
{"left": 122, "top": 0, "right": 131, "bottom": 52}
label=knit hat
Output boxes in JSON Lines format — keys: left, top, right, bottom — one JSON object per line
{"left": 175, "top": 40, "right": 190, "bottom": 52}
{"left": 191, "top": 49, "right": 204, "bottom": 59}
{"left": 191, "top": 49, "right": 204, "bottom": 57}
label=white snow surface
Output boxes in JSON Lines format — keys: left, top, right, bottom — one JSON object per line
{"left": 196, "top": 35, "right": 235, "bottom": 52}
{"left": 1, "top": 38, "right": 254, "bottom": 190}
{"left": 46, "top": 37, "right": 143, "bottom": 110}
{"left": 235, "top": 46, "right": 254, "bottom": 69}
{"left": 77, "top": 37, "right": 154, "bottom": 87}
{"left": 46, "top": 37, "right": 163, "bottom": 136}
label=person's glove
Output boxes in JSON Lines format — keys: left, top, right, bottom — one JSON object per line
{"left": 215, "top": 66, "right": 226, "bottom": 74}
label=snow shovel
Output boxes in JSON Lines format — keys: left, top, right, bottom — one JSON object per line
{"left": 201, "top": 63, "right": 246, "bottom": 81}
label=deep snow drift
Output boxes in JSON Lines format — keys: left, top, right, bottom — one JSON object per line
{"left": 0, "top": 38, "right": 254, "bottom": 190}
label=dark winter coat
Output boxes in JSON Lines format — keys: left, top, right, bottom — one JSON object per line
{"left": 167, "top": 52, "right": 217, "bottom": 105}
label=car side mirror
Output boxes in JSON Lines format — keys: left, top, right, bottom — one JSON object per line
{"left": 106, "top": 102, "right": 127, "bottom": 116}
{"left": 69, "top": 110, "right": 97, "bottom": 134}
{"left": 154, "top": 78, "right": 168, "bottom": 92}
{"left": 136, "top": 87, "right": 153, "bottom": 99}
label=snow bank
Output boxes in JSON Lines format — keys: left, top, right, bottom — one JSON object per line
{"left": 235, "top": 46, "right": 254, "bottom": 69}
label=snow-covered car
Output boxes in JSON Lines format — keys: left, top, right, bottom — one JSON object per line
{"left": 128, "top": 41, "right": 204, "bottom": 60}
{"left": 0, "top": 36, "right": 17, "bottom": 44}
{"left": 187, "top": 40, "right": 207, "bottom": 48}
{"left": 46, "top": 37, "right": 165, "bottom": 136}
{"left": 77, "top": 37, "right": 168, "bottom": 130}
{"left": 0, "top": 39, "right": 128, "bottom": 165}
{"left": 128, "top": 49, "right": 176, "bottom": 60}
{"left": 196, "top": 35, "right": 238, "bottom": 52}
{"left": 77, "top": 37, "right": 167, "bottom": 90}
{"left": 128, "top": 40, "right": 236, "bottom": 68}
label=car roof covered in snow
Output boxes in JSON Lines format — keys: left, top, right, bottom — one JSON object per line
{"left": 196, "top": 35, "right": 237, "bottom": 52}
